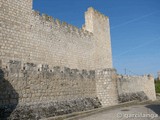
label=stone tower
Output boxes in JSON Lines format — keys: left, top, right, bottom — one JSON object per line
{"left": 84, "top": 7, "right": 113, "bottom": 69}
{"left": 83, "top": 8, "right": 118, "bottom": 106}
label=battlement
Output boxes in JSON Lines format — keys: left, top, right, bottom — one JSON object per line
{"left": 1, "top": 60, "right": 95, "bottom": 79}
{"left": 1, "top": 0, "right": 112, "bottom": 70}
{"left": 118, "top": 74, "right": 155, "bottom": 81}
{"left": 84, "top": 7, "right": 113, "bottom": 69}
{"left": 31, "top": 10, "right": 93, "bottom": 38}
{"left": 86, "top": 7, "right": 109, "bottom": 21}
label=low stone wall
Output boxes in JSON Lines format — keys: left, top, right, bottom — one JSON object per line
{"left": 0, "top": 60, "right": 97, "bottom": 105}
{"left": 117, "top": 75, "right": 156, "bottom": 102}
{"left": 0, "top": 60, "right": 100, "bottom": 119}
{"left": 0, "top": 59, "right": 120, "bottom": 119}
{"left": 1, "top": 59, "right": 156, "bottom": 119}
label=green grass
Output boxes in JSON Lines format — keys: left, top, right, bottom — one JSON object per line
{"left": 155, "top": 80, "right": 160, "bottom": 93}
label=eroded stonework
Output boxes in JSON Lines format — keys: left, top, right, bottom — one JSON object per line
{"left": 0, "top": 0, "right": 157, "bottom": 119}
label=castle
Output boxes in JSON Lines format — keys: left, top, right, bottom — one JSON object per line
{"left": 0, "top": 0, "right": 157, "bottom": 119}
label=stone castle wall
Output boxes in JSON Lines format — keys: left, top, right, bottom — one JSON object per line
{"left": 0, "top": 60, "right": 117, "bottom": 119}
{"left": 1, "top": 0, "right": 33, "bottom": 66}
{"left": 0, "top": 60, "right": 102, "bottom": 119}
{"left": 0, "top": 0, "right": 117, "bottom": 119}
{"left": 1, "top": 0, "right": 112, "bottom": 70}
{"left": 117, "top": 75, "right": 156, "bottom": 102}
{"left": 29, "top": 11, "right": 95, "bottom": 70}
{"left": 0, "top": 0, "right": 157, "bottom": 119}
{"left": 0, "top": 60, "right": 97, "bottom": 105}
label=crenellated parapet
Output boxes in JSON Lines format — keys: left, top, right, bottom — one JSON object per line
{"left": 84, "top": 7, "right": 113, "bottom": 69}
{"left": 87, "top": 7, "right": 109, "bottom": 21}
{"left": 1, "top": 60, "right": 96, "bottom": 80}
{"left": 117, "top": 74, "right": 154, "bottom": 80}
{"left": 31, "top": 10, "right": 93, "bottom": 38}
{"left": 1, "top": 0, "right": 157, "bottom": 119}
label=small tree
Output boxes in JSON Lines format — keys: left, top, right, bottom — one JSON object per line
{"left": 155, "top": 80, "right": 160, "bottom": 93}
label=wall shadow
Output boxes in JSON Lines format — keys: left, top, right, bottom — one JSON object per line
{"left": 146, "top": 104, "right": 160, "bottom": 115}
{"left": 0, "top": 68, "right": 19, "bottom": 120}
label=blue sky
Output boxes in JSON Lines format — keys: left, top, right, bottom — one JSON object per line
{"left": 33, "top": 0, "right": 160, "bottom": 77}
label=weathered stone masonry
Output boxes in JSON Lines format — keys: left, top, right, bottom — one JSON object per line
{"left": 1, "top": 0, "right": 112, "bottom": 70}
{"left": 0, "top": 0, "right": 116, "bottom": 119}
{"left": 117, "top": 75, "right": 156, "bottom": 102}
{"left": 0, "top": 0, "right": 156, "bottom": 119}
{"left": 0, "top": 61, "right": 102, "bottom": 119}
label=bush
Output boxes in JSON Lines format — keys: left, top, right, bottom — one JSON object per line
{"left": 155, "top": 80, "right": 160, "bottom": 93}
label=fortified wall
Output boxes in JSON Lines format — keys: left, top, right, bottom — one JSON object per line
{"left": 0, "top": 0, "right": 117, "bottom": 119}
{"left": 0, "top": 0, "right": 156, "bottom": 119}
{"left": 117, "top": 75, "right": 156, "bottom": 102}
{"left": 0, "top": 0, "right": 112, "bottom": 70}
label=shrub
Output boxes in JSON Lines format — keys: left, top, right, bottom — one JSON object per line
{"left": 155, "top": 80, "right": 160, "bottom": 93}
